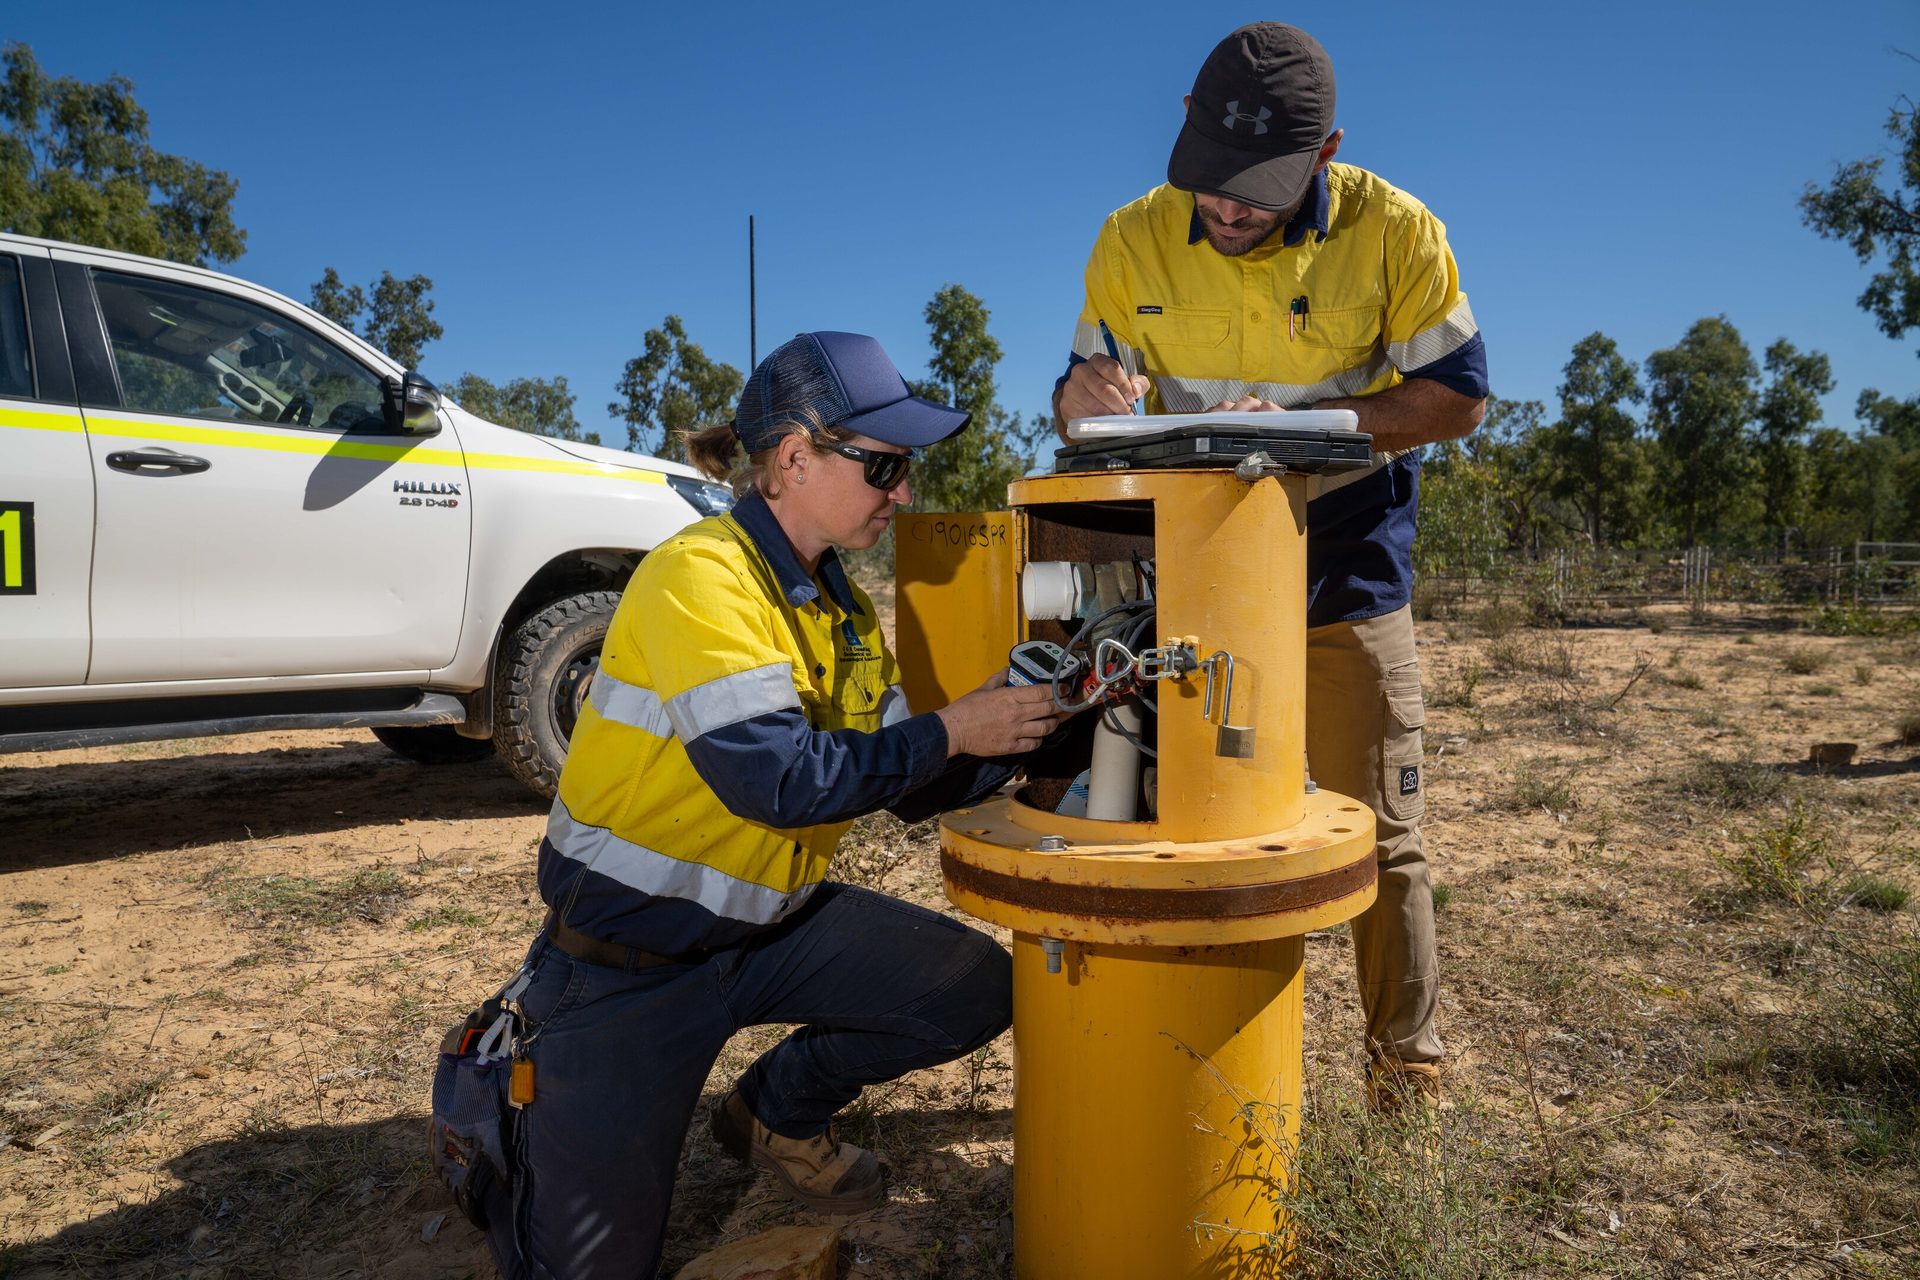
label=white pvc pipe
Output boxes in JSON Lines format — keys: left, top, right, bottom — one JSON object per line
{"left": 1022, "top": 561, "right": 1083, "bottom": 621}
{"left": 1086, "top": 701, "right": 1144, "bottom": 821}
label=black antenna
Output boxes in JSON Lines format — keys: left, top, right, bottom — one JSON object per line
{"left": 748, "top": 215, "right": 757, "bottom": 369}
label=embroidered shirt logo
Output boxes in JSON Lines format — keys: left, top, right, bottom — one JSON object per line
{"left": 1222, "top": 101, "right": 1272, "bottom": 135}
{"left": 838, "top": 617, "right": 873, "bottom": 660}
{"left": 1136, "top": 305, "right": 1163, "bottom": 314}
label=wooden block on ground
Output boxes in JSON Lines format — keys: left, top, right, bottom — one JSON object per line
{"left": 671, "top": 1225, "right": 841, "bottom": 1280}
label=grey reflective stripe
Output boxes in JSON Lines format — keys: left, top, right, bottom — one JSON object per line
{"left": 546, "top": 799, "right": 812, "bottom": 926}
{"left": 1388, "top": 299, "right": 1478, "bottom": 373}
{"left": 877, "top": 683, "right": 911, "bottom": 727}
{"left": 1071, "top": 318, "right": 1140, "bottom": 369}
{"left": 1151, "top": 354, "right": 1392, "bottom": 412}
{"left": 665, "top": 662, "right": 800, "bottom": 740}
{"left": 589, "top": 669, "right": 675, "bottom": 737}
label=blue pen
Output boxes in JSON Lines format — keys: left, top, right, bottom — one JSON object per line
{"left": 1097, "top": 319, "right": 1147, "bottom": 416}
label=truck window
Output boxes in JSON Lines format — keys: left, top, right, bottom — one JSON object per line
{"left": 0, "top": 255, "right": 31, "bottom": 400}
{"left": 90, "top": 270, "right": 390, "bottom": 432}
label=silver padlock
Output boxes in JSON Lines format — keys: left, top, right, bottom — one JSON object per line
{"left": 1202, "top": 652, "right": 1255, "bottom": 759}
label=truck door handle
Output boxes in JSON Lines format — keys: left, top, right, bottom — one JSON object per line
{"left": 106, "top": 448, "right": 212, "bottom": 475}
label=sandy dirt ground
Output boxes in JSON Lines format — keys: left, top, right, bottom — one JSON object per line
{"left": 2, "top": 606, "right": 1917, "bottom": 1278}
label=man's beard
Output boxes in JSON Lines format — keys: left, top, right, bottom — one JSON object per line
{"left": 1196, "top": 199, "right": 1297, "bottom": 257}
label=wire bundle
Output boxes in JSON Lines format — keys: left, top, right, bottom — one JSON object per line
{"left": 1048, "top": 598, "right": 1160, "bottom": 757}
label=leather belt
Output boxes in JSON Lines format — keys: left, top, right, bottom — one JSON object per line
{"left": 547, "top": 919, "right": 689, "bottom": 971}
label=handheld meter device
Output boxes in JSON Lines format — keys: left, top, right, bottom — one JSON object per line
{"left": 1007, "top": 640, "right": 1080, "bottom": 689}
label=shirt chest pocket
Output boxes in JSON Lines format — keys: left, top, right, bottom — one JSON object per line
{"left": 809, "top": 655, "right": 885, "bottom": 729}
{"left": 1136, "top": 306, "right": 1231, "bottom": 349}
{"left": 1299, "top": 304, "right": 1382, "bottom": 354}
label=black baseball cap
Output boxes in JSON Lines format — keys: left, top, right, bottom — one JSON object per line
{"left": 1167, "top": 23, "right": 1336, "bottom": 213}
{"left": 733, "top": 331, "right": 970, "bottom": 454}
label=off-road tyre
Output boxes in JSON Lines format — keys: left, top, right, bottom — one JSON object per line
{"left": 371, "top": 724, "right": 497, "bottom": 765}
{"left": 494, "top": 590, "right": 620, "bottom": 799}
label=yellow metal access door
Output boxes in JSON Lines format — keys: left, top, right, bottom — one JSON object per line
{"left": 892, "top": 512, "right": 1017, "bottom": 714}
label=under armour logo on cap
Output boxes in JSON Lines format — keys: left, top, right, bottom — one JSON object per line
{"left": 1222, "top": 101, "right": 1273, "bottom": 134}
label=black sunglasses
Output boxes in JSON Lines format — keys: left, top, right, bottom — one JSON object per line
{"left": 822, "top": 442, "right": 913, "bottom": 490}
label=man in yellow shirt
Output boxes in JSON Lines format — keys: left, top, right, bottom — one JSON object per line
{"left": 1054, "top": 23, "right": 1488, "bottom": 1104}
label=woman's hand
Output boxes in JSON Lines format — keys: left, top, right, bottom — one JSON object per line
{"left": 935, "top": 670, "right": 1075, "bottom": 758}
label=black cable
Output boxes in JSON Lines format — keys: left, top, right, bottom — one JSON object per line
{"left": 1100, "top": 696, "right": 1158, "bottom": 758}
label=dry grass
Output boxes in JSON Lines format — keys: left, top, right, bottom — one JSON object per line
{"left": 1, "top": 606, "right": 1917, "bottom": 1277}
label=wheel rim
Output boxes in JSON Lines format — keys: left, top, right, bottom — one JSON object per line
{"left": 552, "top": 642, "right": 602, "bottom": 746}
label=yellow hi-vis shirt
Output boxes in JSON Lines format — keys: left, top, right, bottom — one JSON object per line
{"left": 1069, "top": 164, "right": 1487, "bottom": 627}
{"left": 538, "top": 490, "right": 957, "bottom": 954}
{"left": 1075, "top": 165, "right": 1478, "bottom": 430}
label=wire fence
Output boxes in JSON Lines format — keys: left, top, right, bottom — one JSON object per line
{"left": 1414, "top": 542, "right": 1920, "bottom": 615}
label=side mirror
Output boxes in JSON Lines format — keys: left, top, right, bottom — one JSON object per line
{"left": 382, "top": 371, "right": 443, "bottom": 436}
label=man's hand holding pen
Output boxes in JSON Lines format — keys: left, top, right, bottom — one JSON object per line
{"left": 1056, "top": 354, "right": 1152, "bottom": 426}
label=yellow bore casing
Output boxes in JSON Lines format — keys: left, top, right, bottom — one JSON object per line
{"left": 926, "top": 469, "right": 1378, "bottom": 1278}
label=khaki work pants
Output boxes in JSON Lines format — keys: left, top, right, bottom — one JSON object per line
{"left": 1305, "top": 604, "right": 1443, "bottom": 1065}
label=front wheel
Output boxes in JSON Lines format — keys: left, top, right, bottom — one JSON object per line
{"left": 493, "top": 590, "right": 619, "bottom": 798}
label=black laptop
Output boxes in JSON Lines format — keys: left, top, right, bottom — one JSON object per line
{"left": 1053, "top": 413, "right": 1373, "bottom": 475}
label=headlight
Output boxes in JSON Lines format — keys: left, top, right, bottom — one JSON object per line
{"left": 666, "top": 474, "right": 735, "bottom": 516}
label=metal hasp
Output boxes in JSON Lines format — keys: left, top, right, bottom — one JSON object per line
{"left": 934, "top": 468, "right": 1377, "bottom": 1279}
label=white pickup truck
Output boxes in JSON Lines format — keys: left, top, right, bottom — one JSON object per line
{"left": 0, "top": 232, "right": 732, "bottom": 796}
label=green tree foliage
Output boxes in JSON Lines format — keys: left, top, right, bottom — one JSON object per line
{"left": 1801, "top": 91, "right": 1920, "bottom": 356}
{"left": 1473, "top": 394, "right": 1577, "bottom": 551}
{"left": 309, "top": 267, "right": 443, "bottom": 369}
{"left": 1857, "top": 387, "right": 1920, "bottom": 449}
{"left": 1646, "top": 317, "right": 1759, "bottom": 545}
{"left": 449, "top": 372, "right": 588, "bottom": 442}
{"left": 1805, "top": 426, "right": 1916, "bottom": 545}
{"left": 609, "top": 315, "right": 744, "bottom": 458}
{"left": 1754, "top": 340, "right": 1834, "bottom": 544}
{"left": 1416, "top": 436, "right": 1506, "bottom": 577}
{"left": 0, "top": 42, "right": 244, "bottom": 265}
{"left": 1546, "top": 332, "right": 1645, "bottom": 544}
{"left": 905, "top": 284, "right": 1037, "bottom": 513}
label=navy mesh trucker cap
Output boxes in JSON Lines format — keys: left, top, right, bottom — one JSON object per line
{"left": 733, "top": 331, "right": 971, "bottom": 454}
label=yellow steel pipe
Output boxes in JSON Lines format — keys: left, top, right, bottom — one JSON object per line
{"left": 919, "top": 467, "right": 1377, "bottom": 1279}
{"left": 1009, "top": 933, "right": 1303, "bottom": 1279}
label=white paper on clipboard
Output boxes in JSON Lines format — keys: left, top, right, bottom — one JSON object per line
{"left": 1064, "top": 409, "right": 1360, "bottom": 442}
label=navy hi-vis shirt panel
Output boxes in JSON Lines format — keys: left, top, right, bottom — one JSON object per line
{"left": 539, "top": 490, "right": 1017, "bottom": 955}
{"left": 1065, "top": 165, "right": 1488, "bottom": 628}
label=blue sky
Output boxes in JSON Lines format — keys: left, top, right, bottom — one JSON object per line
{"left": 11, "top": 0, "right": 1919, "bottom": 448}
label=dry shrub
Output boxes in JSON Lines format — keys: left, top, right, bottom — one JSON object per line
{"left": 1782, "top": 646, "right": 1830, "bottom": 675}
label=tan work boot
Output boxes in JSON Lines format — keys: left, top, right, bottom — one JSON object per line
{"left": 710, "top": 1088, "right": 886, "bottom": 1214}
{"left": 1366, "top": 1058, "right": 1443, "bottom": 1115}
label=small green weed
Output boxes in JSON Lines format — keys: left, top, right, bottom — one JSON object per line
{"left": 1807, "top": 682, "right": 1839, "bottom": 698}
{"left": 406, "top": 904, "right": 488, "bottom": 932}
{"left": 1714, "top": 801, "right": 1832, "bottom": 910}
{"left": 1844, "top": 876, "right": 1912, "bottom": 913}
{"left": 1429, "top": 657, "right": 1482, "bottom": 709}
{"left": 1676, "top": 754, "right": 1787, "bottom": 809}
{"left": 1783, "top": 647, "right": 1830, "bottom": 675}
{"left": 1431, "top": 883, "right": 1453, "bottom": 911}
{"left": 1507, "top": 759, "right": 1578, "bottom": 813}
{"left": 1668, "top": 670, "right": 1705, "bottom": 690}
{"left": 14, "top": 900, "right": 49, "bottom": 917}
{"left": 217, "top": 864, "right": 415, "bottom": 928}
{"left": 1898, "top": 713, "right": 1920, "bottom": 748}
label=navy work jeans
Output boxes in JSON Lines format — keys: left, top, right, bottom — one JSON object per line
{"left": 498, "top": 883, "right": 1011, "bottom": 1280}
